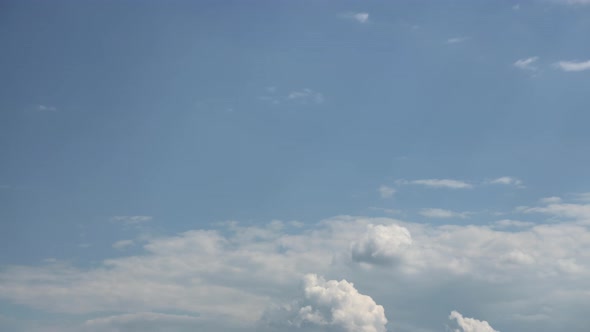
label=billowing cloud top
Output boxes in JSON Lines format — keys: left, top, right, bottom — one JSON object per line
{"left": 351, "top": 223, "right": 412, "bottom": 265}
{"left": 295, "top": 274, "right": 388, "bottom": 332}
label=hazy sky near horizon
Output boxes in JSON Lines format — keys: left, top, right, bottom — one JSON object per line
{"left": 2, "top": 1, "right": 590, "bottom": 331}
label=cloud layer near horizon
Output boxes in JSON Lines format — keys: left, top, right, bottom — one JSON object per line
{"left": 1, "top": 196, "right": 590, "bottom": 331}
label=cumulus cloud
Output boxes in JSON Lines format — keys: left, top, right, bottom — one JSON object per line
{"left": 351, "top": 224, "right": 412, "bottom": 265}
{"left": 340, "top": 12, "right": 370, "bottom": 24}
{"left": 419, "top": 208, "right": 469, "bottom": 219}
{"left": 554, "top": 60, "right": 590, "bottom": 72}
{"left": 449, "top": 311, "right": 499, "bottom": 332}
{"left": 513, "top": 57, "right": 539, "bottom": 71}
{"left": 378, "top": 185, "right": 395, "bottom": 198}
{"left": 293, "top": 274, "right": 387, "bottom": 332}
{"left": 398, "top": 178, "right": 473, "bottom": 189}
{"left": 2, "top": 214, "right": 590, "bottom": 331}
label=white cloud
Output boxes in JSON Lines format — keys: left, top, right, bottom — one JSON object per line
{"left": 520, "top": 202, "right": 590, "bottom": 223}
{"left": 112, "top": 239, "right": 134, "bottom": 250}
{"left": 2, "top": 214, "right": 590, "bottom": 331}
{"left": 378, "top": 185, "right": 395, "bottom": 198}
{"left": 37, "top": 105, "right": 57, "bottom": 111}
{"left": 287, "top": 89, "right": 324, "bottom": 104}
{"left": 340, "top": 12, "right": 370, "bottom": 24}
{"left": 83, "top": 312, "right": 202, "bottom": 331}
{"left": 446, "top": 37, "right": 468, "bottom": 44}
{"left": 293, "top": 274, "right": 387, "bottom": 332}
{"left": 399, "top": 178, "right": 473, "bottom": 189}
{"left": 111, "top": 216, "right": 152, "bottom": 224}
{"left": 492, "top": 219, "right": 534, "bottom": 228}
{"left": 574, "top": 193, "right": 590, "bottom": 202}
{"left": 554, "top": 60, "right": 590, "bottom": 72}
{"left": 419, "top": 208, "right": 469, "bottom": 219}
{"left": 540, "top": 196, "right": 561, "bottom": 204}
{"left": 513, "top": 56, "right": 539, "bottom": 71}
{"left": 351, "top": 224, "right": 412, "bottom": 265}
{"left": 449, "top": 311, "right": 499, "bottom": 332}
{"left": 488, "top": 176, "right": 524, "bottom": 187}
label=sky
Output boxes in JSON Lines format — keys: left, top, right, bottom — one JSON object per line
{"left": 1, "top": 0, "right": 590, "bottom": 331}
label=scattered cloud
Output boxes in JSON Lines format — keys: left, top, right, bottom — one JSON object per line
{"left": 351, "top": 223, "right": 412, "bottom": 265}
{"left": 573, "top": 193, "right": 590, "bottom": 202}
{"left": 340, "top": 12, "right": 370, "bottom": 24}
{"left": 513, "top": 4, "right": 521, "bottom": 10}
{"left": 513, "top": 56, "right": 539, "bottom": 71}
{"left": 37, "top": 105, "right": 57, "bottom": 111}
{"left": 398, "top": 178, "right": 473, "bottom": 189}
{"left": 449, "top": 311, "right": 499, "bottom": 332}
{"left": 554, "top": 60, "right": 590, "bottom": 72}
{"left": 520, "top": 201, "right": 590, "bottom": 223}
{"left": 492, "top": 219, "right": 535, "bottom": 228}
{"left": 488, "top": 176, "right": 524, "bottom": 188}
{"left": 419, "top": 208, "right": 469, "bottom": 219}
{"left": 446, "top": 36, "right": 469, "bottom": 44}
{"left": 540, "top": 196, "right": 562, "bottom": 204}
{"left": 378, "top": 185, "right": 395, "bottom": 199}
{"left": 287, "top": 88, "right": 324, "bottom": 104}
{"left": 111, "top": 216, "right": 152, "bottom": 224}
{"left": 2, "top": 214, "right": 590, "bottom": 331}
{"left": 260, "top": 88, "right": 324, "bottom": 105}
{"left": 112, "top": 239, "right": 134, "bottom": 250}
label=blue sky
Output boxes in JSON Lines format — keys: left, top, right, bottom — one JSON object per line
{"left": 2, "top": 1, "right": 590, "bottom": 331}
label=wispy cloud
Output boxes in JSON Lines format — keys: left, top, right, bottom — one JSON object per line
{"left": 37, "top": 105, "right": 57, "bottom": 111}
{"left": 488, "top": 176, "right": 525, "bottom": 188}
{"left": 111, "top": 216, "right": 152, "bottom": 225}
{"left": 378, "top": 185, "right": 395, "bottom": 198}
{"left": 112, "top": 239, "right": 134, "bottom": 250}
{"left": 259, "top": 87, "right": 324, "bottom": 105}
{"left": 493, "top": 219, "right": 535, "bottom": 228}
{"left": 446, "top": 36, "right": 468, "bottom": 44}
{"left": 339, "top": 12, "right": 370, "bottom": 24}
{"left": 514, "top": 56, "right": 539, "bottom": 71}
{"left": 287, "top": 88, "right": 324, "bottom": 104}
{"left": 419, "top": 208, "right": 469, "bottom": 219}
{"left": 398, "top": 178, "right": 473, "bottom": 189}
{"left": 554, "top": 60, "right": 590, "bottom": 72}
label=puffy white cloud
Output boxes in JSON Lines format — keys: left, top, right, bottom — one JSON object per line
{"left": 449, "top": 311, "right": 499, "bottom": 332}
{"left": 351, "top": 224, "right": 412, "bottom": 265}
{"left": 294, "top": 274, "right": 387, "bottom": 332}
{"left": 513, "top": 57, "right": 539, "bottom": 71}
{"left": 419, "top": 208, "right": 469, "bottom": 219}
{"left": 2, "top": 214, "right": 590, "bottom": 331}
{"left": 554, "top": 60, "right": 590, "bottom": 72}
{"left": 400, "top": 178, "right": 473, "bottom": 189}
{"left": 378, "top": 185, "right": 395, "bottom": 198}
